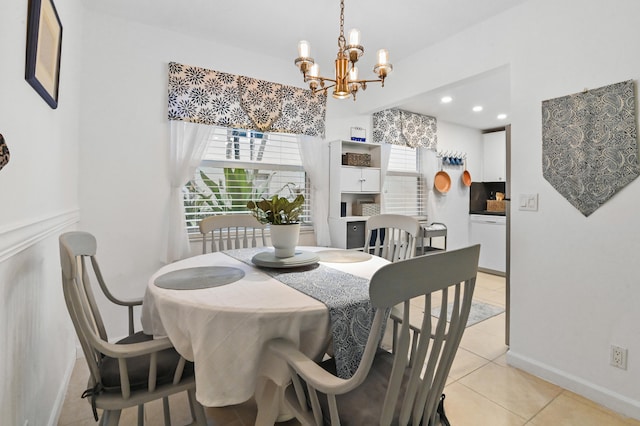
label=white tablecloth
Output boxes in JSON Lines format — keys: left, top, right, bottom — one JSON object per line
{"left": 140, "top": 246, "right": 388, "bottom": 407}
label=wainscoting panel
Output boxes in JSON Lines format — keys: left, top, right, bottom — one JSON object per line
{"left": 0, "top": 210, "right": 79, "bottom": 426}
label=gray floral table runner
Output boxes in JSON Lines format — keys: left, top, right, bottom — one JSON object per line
{"left": 224, "top": 248, "right": 385, "bottom": 379}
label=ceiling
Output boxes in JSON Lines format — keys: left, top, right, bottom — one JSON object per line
{"left": 85, "top": 0, "right": 523, "bottom": 130}
{"left": 397, "top": 66, "right": 511, "bottom": 130}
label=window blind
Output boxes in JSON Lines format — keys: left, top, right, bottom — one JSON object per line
{"left": 184, "top": 127, "right": 309, "bottom": 233}
{"left": 383, "top": 145, "right": 425, "bottom": 217}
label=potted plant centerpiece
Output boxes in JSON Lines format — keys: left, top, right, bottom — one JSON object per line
{"left": 247, "top": 193, "right": 305, "bottom": 258}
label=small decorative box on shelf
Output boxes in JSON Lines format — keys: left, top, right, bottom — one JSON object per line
{"left": 342, "top": 152, "right": 371, "bottom": 167}
{"left": 486, "top": 200, "right": 505, "bottom": 212}
{"left": 350, "top": 126, "right": 366, "bottom": 142}
{"left": 353, "top": 199, "right": 379, "bottom": 216}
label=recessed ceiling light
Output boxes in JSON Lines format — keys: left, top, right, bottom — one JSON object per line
{"left": 497, "top": 113, "right": 507, "bottom": 120}
{"left": 441, "top": 96, "right": 452, "bottom": 103}
{"left": 472, "top": 106, "right": 483, "bottom": 112}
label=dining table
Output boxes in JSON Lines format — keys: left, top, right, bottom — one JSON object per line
{"left": 140, "top": 246, "right": 389, "bottom": 425}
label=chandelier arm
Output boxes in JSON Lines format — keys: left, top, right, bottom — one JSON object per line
{"left": 352, "top": 78, "right": 385, "bottom": 84}
{"left": 313, "top": 83, "right": 336, "bottom": 93}
{"left": 314, "top": 76, "right": 338, "bottom": 84}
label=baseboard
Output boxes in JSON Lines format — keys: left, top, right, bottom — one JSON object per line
{"left": 507, "top": 350, "right": 640, "bottom": 420}
{"left": 48, "top": 345, "right": 77, "bottom": 426}
{"left": 477, "top": 266, "right": 505, "bottom": 277}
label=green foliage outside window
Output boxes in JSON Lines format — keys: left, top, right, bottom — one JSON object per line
{"left": 184, "top": 168, "right": 273, "bottom": 228}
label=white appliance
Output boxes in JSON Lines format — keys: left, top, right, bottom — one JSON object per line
{"left": 469, "top": 214, "right": 506, "bottom": 274}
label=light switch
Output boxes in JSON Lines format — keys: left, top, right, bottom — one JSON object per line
{"left": 519, "top": 193, "right": 538, "bottom": 211}
{"left": 519, "top": 196, "right": 527, "bottom": 208}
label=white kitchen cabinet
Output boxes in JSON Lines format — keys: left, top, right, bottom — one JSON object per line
{"left": 328, "top": 140, "right": 382, "bottom": 248}
{"left": 340, "top": 167, "right": 381, "bottom": 192}
{"left": 483, "top": 130, "right": 506, "bottom": 182}
{"left": 469, "top": 214, "right": 506, "bottom": 274}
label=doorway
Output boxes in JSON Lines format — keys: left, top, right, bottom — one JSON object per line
{"left": 505, "top": 124, "right": 511, "bottom": 345}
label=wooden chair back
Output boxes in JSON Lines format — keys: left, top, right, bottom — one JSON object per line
{"left": 365, "top": 214, "right": 421, "bottom": 262}
{"left": 199, "top": 214, "right": 267, "bottom": 254}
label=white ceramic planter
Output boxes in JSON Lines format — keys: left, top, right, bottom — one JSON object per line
{"left": 270, "top": 223, "right": 300, "bottom": 258}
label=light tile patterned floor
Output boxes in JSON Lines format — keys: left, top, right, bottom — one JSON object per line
{"left": 58, "top": 272, "right": 640, "bottom": 425}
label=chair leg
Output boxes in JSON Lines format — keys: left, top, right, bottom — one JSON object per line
{"left": 137, "top": 404, "right": 144, "bottom": 426}
{"left": 392, "top": 320, "right": 398, "bottom": 354}
{"left": 187, "top": 389, "right": 196, "bottom": 420}
{"left": 188, "top": 388, "right": 208, "bottom": 426}
{"left": 104, "top": 410, "right": 122, "bottom": 426}
{"left": 162, "top": 396, "right": 171, "bottom": 426}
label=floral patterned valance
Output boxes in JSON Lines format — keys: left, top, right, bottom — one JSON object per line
{"left": 167, "top": 62, "right": 327, "bottom": 138}
{"left": 372, "top": 108, "right": 437, "bottom": 149}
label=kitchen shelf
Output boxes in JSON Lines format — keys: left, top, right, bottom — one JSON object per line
{"left": 328, "top": 140, "right": 382, "bottom": 248}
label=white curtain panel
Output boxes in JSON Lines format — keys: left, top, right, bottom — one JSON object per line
{"left": 421, "top": 148, "right": 439, "bottom": 222}
{"left": 299, "top": 135, "right": 331, "bottom": 246}
{"left": 379, "top": 143, "right": 392, "bottom": 213}
{"left": 167, "top": 121, "right": 213, "bottom": 262}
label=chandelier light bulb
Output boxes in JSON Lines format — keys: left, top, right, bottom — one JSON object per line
{"left": 349, "top": 66, "right": 359, "bottom": 82}
{"left": 309, "top": 64, "right": 320, "bottom": 78}
{"left": 377, "top": 49, "right": 389, "bottom": 65}
{"left": 298, "top": 40, "right": 311, "bottom": 58}
{"left": 348, "top": 29, "right": 361, "bottom": 46}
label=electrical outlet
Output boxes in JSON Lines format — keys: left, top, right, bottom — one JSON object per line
{"left": 611, "top": 345, "right": 628, "bottom": 370}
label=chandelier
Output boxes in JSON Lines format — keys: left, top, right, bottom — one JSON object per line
{"left": 294, "top": 0, "right": 393, "bottom": 101}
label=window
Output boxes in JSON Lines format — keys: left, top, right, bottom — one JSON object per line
{"left": 183, "top": 127, "right": 309, "bottom": 233}
{"left": 383, "top": 145, "right": 426, "bottom": 217}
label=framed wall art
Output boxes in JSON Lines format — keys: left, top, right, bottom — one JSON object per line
{"left": 25, "top": 0, "right": 63, "bottom": 109}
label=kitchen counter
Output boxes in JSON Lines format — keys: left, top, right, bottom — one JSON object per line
{"left": 469, "top": 210, "right": 506, "bottom": 216}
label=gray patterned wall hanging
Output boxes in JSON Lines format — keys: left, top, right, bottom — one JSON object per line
{"left": 372, "top": 108, "right": 437, "bottom": 149}
{"left": 168, "top": 62, "right": 327, "bottom": 138}
{"left": 0, "top": 133, "right": 9, "bottom": 172}
{"left": 542, "top": 80, "right": 639, "bottom": 217}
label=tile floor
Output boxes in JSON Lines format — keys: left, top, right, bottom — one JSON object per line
{"left": 58, "top": 272, "right": 640, "bottom": 426}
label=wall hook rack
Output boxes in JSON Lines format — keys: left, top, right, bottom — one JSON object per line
{"left": 437, "top": 150, "right": 467, "bottom": 166}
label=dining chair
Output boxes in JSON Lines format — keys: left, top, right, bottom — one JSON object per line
{"left": 59, "top": 231, "right": 207, "bottom": 426}
{"left": 67, "top": 235, "right": 143, "bottom": 336}
{"left": 199, "top": 214, "right": 267, "bottom": 254}
{"left": 365, "top": 214, "right": 421, "bottom": 262}
{"left": 365, "top": 214, "right": 423, "bottom": 356}
{"left": 268, "top": 244, "right": 480, "bottom": 426}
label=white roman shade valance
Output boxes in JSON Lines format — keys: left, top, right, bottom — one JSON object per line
{"left": 372, "top": 108, "right": 437, "bottom": 149}
{"left": 168, "top": 62, "right": 327, "bottom": 138}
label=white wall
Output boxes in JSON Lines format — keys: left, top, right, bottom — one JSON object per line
{"left": 507, "top": 2, "right": 640, "bottom": 415}
{"left": 428, "top": 122, "right": 483, "bottom": 249}
{"left": 372, "top": 0, "right": 640, "bottom": 418}
{"left": 0, "top": 0, "right": 83, "bottom": 424}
